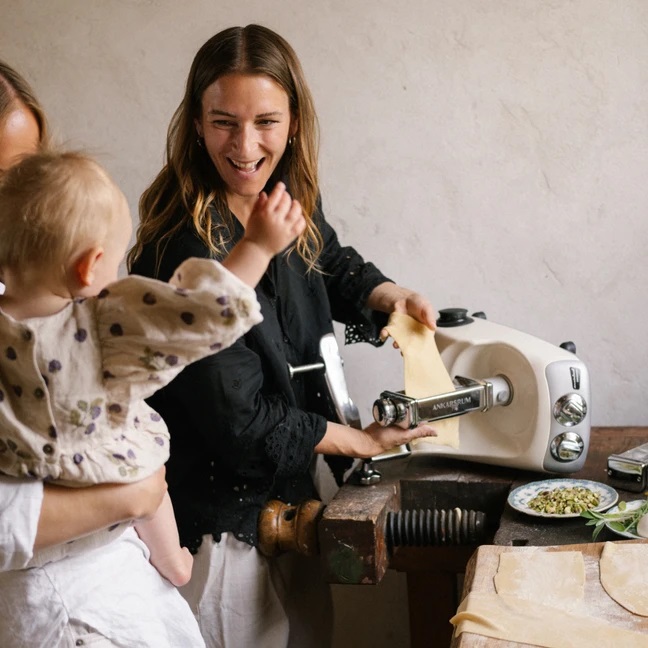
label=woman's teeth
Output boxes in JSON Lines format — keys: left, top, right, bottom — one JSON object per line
{"left": 230, "top": 159, "right": 260, "bottom": 171}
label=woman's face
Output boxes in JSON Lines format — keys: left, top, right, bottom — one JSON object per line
{"left": 0, "top": 103, "right": 40, "bottom": 171}
{"left": 195, "top": 73, "right": 295, "bottom": 214}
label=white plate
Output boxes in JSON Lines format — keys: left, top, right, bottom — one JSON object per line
{"left": 508, "top": 478, "right": 618, "bottom": 518}
{"left": 604, "top": 500, "right": 646, "bottom": 539}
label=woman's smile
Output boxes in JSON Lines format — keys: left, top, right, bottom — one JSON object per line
{"left": 228, "top": 157, "right": 265, "bottom": 173}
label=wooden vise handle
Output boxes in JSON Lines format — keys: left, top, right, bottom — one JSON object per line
{"left": 258, "top": 499, "right": 325, "bottom": 557}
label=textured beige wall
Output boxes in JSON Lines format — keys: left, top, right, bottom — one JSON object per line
{"left": 1, "top": 2, "right": 647, "bottom": 643}
{"left": 2, "top": 1, "right": 647, "bottom": 428}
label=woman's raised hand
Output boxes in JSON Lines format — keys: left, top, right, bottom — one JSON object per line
{"left": 245, "top": 182, "right": 306, "bottom": 257}
{"left": 391, "top": 290, "right": 437, "bottom": 332}
{"left": 366, "top": 282, "right": 437, "bottom": 339}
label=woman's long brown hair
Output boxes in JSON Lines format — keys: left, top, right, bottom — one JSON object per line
{"left": 128, "top": 25, "right": 322, "bottom": 272}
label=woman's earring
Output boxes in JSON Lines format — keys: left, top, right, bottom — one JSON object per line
{"left": 197, "top": 137, "right": 204, "bottom": 148}
{"left": 288, "top": 137, "right": 294, "bottom": 146}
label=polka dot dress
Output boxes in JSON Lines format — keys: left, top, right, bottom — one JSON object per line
{"left": 0, "top": 258, "right": 262, "bottom": 485}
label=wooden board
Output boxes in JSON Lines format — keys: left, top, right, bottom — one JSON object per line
{"left": 452, "top": 540, "right": 648, "bottom": 647}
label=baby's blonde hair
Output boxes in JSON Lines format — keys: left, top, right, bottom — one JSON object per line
{"left": 0, "top": 150, "right": 123, "bottom": 276}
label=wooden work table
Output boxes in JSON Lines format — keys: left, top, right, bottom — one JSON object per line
{"left": 318, "top": 427, "right": 648, "bottom": 648}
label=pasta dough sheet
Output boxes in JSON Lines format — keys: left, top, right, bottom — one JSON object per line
{"left": 451, "top": 591, "right": 648, "bottom": 648}
{"left": 600, "top": 542, "right": 648, "bottom": 617}
{"left": 494, "top": 550, "right": 586, "bottom": 610}
{"left": 383, "top": 312, "right": 459, "bottom": 448}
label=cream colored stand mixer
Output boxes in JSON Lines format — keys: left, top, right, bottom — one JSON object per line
{"left": 372, "top": 308, "right": 590, "bottom": 474}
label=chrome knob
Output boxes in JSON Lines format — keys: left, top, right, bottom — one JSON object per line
{"left": 550, "top": 431, "right": 585, "bottom": 462}
{"left": 357, "top": 460, "right": 382, "bottom": 485}
{"left": 552, "top": 393, "right": 587, "bottom": 427}
{"left": 373, "top": 398, "right": 397, "bottom": 426}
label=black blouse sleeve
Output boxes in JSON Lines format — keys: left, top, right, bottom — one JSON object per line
{"left": 315, "top": 199, "right": 394, "bottom": 346}
{"left": 152, "top": 344, "right": 328, "bottom": 480}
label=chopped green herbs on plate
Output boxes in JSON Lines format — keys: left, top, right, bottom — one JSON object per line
{"left": 581, "top": 498, "right": 648, "bottom": 541}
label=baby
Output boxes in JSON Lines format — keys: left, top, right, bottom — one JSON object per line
{"left": 0, "top": 150, "right": 304, "bottom": 585}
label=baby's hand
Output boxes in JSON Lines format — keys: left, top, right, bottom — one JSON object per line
{"left": 245, "top": 182, "right": 306, "bottom": 256}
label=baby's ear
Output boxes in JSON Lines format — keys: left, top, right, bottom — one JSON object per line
{"left": 75, "top": 247, "right": 103, "bottom": 287}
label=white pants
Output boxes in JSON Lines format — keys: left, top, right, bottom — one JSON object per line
{"left": 61, "top": 621, "right": 118, "bottom": 647}
{"left": 180, "top": 533, "right": 333, "bottom": 648}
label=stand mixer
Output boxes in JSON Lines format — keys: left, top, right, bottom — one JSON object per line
{"left": 372, "top": 308, "right": 591, "bottom": 474}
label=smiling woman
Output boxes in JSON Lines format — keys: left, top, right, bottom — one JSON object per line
{"left": 128, "top": 24, "right": 438, "bottom": 648}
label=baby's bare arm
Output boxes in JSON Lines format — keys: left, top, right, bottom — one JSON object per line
{"left": 134, "top": 491, "right": 193, "bottom": 587}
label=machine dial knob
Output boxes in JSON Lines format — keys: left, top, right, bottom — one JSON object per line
{"left": 373, "top": 398, "right": 397, "bottom": 426}
{"left": 550, "top": 431, "right": 585, "bottom": 462}
{"left": 552, "top": 393, "right": 587, "bottom": 427}
{"left": 436, "top": 308, "right": 474, "bottom": 327}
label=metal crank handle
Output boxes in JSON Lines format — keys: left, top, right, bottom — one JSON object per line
{"left": 287, "top": 334, "right": 382, "bottom": 486}
{"left": 317, "top": 335, "right": 381, "bottom": 486}
{"left": 287, "top": 361, "right": 325, "bottom": 378}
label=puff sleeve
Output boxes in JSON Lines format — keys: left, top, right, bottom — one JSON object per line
{"left": 96, "top": 257, "right": 263, "bottom": 402}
